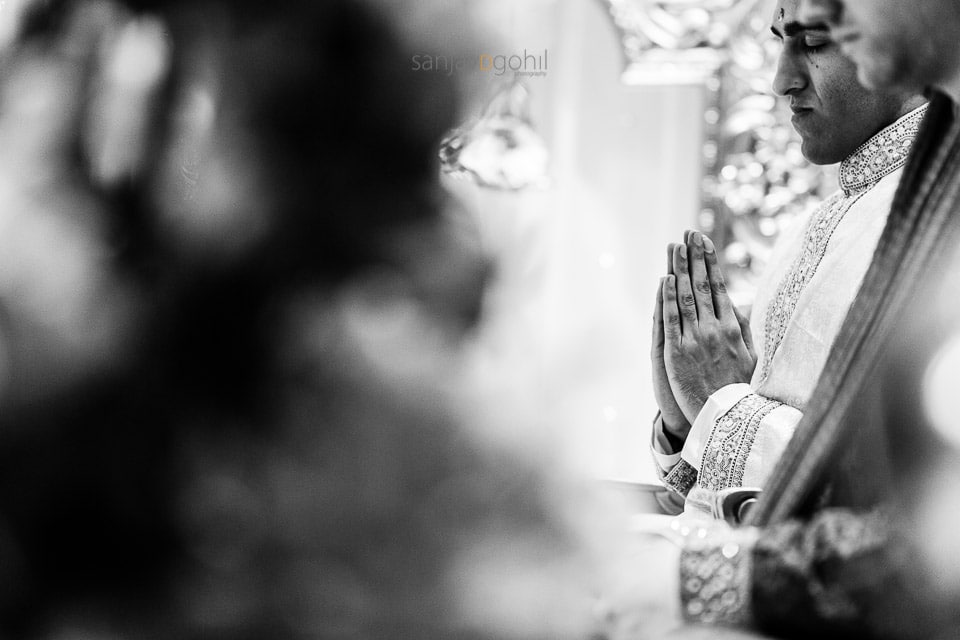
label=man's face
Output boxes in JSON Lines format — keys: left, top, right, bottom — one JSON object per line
{"left": 797, "top": 0, "right": 952, "bottom": 92}
{"left": 770, "top": 0, "right": 906, "bottom": 165}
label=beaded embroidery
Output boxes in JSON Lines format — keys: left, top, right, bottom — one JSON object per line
{"left": 680, "top": 527, "right": 757, "bottom": 626}
{"left": 756, "top": 191, "right": 856, "bottom": 385}
{"left": 699, "top": 394, "right": 782, "bottom": 491}
{"left": 839, "top": 105, "right": 926, "bottom": 194}
{"left": 663, "top": 458, "right": 698, "bottom": 497}
{"left": 756, "top": 105, "right": 926, "bottom": 386}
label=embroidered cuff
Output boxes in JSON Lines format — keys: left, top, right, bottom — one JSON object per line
{"left": 678, "top": 525, "right": 759, "bottom": 627}
{"left": 663, "top": 459, "right": 698, "bottom": 497}
{"left": 682, "top": 383, "right": 753, "bottom": 470}
{"left": 698, "top": 394, "right": 783, "bottom": 492}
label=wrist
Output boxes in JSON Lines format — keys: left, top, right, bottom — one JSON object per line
{"left": 679, "top": 391, "right": 713, "bottom": 425}
{"left": 661, "top": 418, "right": 690, "bottom": 449}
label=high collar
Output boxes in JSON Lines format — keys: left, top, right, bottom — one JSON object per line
{"left": 839, "top": 104, "right": 928, "bottom": 195}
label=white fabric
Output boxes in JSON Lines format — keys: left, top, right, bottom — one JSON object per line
{"left": 685, "top": 165, "right": 899, "bottom": 480}
{"left": 650, "top": 104, "right": 927, "bottom": 510}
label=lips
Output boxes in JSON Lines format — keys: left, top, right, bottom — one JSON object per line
{"left": 788, "top": 100, "right": 815, "bottom": 129}
{"left": 790, "top": 108, "right": 814, "bottom": 128}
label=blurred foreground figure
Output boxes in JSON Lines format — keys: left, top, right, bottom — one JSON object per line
{"left": 0, "top": 1, "right": 637, "bottom": 638}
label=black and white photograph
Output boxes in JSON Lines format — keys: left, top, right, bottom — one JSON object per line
{"left": 0, "top": 0, "right": 958, "bottom": 638}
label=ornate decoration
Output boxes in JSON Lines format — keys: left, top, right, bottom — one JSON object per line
{"left": 757, "top": 106, "right": 925, "bottom": 384}
{"left": 663, "top": 458, "right": 699, "bottom": 497}
{"left": 755, "top": 190, "right": 858, "bottom": 383}
{"left": 439, "top": 81, "right": 550, "bottom": 191}
{"left": 599, "top": 0, "right": 832, "bottom": 299}
{"left": 699, "top": 393, "right": 782, "bottom": 491}
{"left": 839, "top": 105, "right": 926, "bottom": 194}
{"left": 601, "top": 0, "right": 744, "bottom": 84}
{"left": 678, "top": 523, "right": 759, "bottom": 626}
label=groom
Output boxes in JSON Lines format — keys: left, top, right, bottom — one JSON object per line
{"left": 620, "top": 0, "right": 960, "bottom": 638}
{"left": 650, "top": 0, "right": 925, "bottom": 518}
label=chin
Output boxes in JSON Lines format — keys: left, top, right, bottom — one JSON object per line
{"left": 799, "top": 142, "right": 834, "bottom": 166}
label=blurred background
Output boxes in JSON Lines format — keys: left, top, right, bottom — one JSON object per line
{"left": 0, "top": 0, "right": 831, "bottom": 481}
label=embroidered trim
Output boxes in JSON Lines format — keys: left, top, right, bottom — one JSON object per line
{"left": 756, "top": 191, "right": 860, "bottom": 385}
{"left": 756, "top": 104, "right": 925, "bottom": 386}
{"left": 699, "top": 394, "right": 782, "bottom": 491}
{"left": 680, "top": 533, "right": 755, "bottom": 626}
{"left": 663, "top": 459, "right": 698, "bottom": 497}
{"left": 839, "top": 104, "right": 926, "bottom": 194}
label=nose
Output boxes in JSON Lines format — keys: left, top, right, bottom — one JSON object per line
{"left": 772, "top": 48, "right": 808, "bottom": 97}
{"left": 798, "top": 0, "right": 842, "bottom": 26}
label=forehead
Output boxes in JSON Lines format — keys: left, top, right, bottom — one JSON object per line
{"left": 772, "top": 0, "right": 801, "bottom": 26}
{"left": 771, "top": 0, "right": 829, "bottom": 38}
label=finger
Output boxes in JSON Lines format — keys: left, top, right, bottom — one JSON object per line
{"left": 85, "top": 14, "right": 171, "bottom": 187}
{"left": 733, "top": 304, "right": 756, "bottom": 355}
{"left": 666, "top": 243, "right": 675, "bottom": 275}
{"left": 0, "top": 0, "right": 45, "bottom": 50}
{"left": 2, "top": 2, "right": 113, "bottom": 175}
{"left": 652, "top": 278, "right": 667, "bottom": 356}
{"left": 701, "top": 234, "right": 736, "bottom": 322}
{"left": 683, "top": 229, "right": 694, "bottom": 246}
{"left": 687, "top": 232, "right": 716, "bottom": 321}
{"left": 661, "top": 275, "right": 682, "bottom": 345}
{"left": 672, "top": 244, "right": 697, "bottom": 331}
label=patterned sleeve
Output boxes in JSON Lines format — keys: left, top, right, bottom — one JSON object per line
{"left": 679, "top": 509, "right": 930, "bottom": 637}
{"left": 750, "top": 509, "right": 941, "bottom": 638}
{"left": 678, "top": 522, "right": 759, "bottom": 626}
{"left": 680, "top": 386, "right": 802, "bottom": 506}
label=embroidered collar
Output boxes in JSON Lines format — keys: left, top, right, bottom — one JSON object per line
{"left": 839, "top": 103, "right": 928, "bottom": 195}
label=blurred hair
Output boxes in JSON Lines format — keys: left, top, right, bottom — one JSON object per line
{"left": 0, "top": 1, "right": 531, "bottom": 638}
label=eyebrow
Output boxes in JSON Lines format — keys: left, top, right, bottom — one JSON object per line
{"left": 770, "top": 21, "right": 830, "bottom": 39}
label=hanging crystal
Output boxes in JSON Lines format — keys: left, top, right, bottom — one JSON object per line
{"left": 439, "top": 81, "right": 549, "bottom": 191}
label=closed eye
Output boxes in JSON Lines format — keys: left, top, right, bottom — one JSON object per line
{"left": 802, "top": 34, "right": 833, "bottom": 52}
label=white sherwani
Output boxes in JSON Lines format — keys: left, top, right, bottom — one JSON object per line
{"left": 651, "top": 104, "right": 928, "bottom": 514}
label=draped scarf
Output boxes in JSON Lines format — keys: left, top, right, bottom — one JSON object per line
{"left": 750, "top": 93, "right": 960, "bottom": 525}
